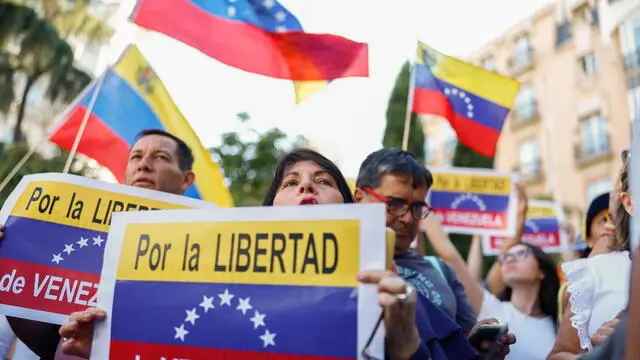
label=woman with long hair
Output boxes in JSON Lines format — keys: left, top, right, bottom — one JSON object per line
{"left": 422, "top": 186, "right": 560, "bottom": 360}
{"left": 547, "top": 155, "right": 632, "bottom": 359}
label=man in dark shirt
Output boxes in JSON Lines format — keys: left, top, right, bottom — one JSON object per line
{"left": 353, "top": 148, "right": 514, "bottom": 359}
{"left": 0, "top": 129, "right": 197, "bottom": 359}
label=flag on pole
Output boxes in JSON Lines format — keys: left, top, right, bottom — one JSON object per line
{"left": 48, "top": 45, "right": 233, "bottom": 207}
{"left": 412, "top": 42, "right": 520, "bottom": 158}
{"left": 130, "top": 0, "right": 368, "bottom": 103}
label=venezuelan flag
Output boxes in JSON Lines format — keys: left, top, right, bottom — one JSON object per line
{"left": 48, "top": 45, "right": 233, "bottom": 207}
{"left": 412, "top": 42, "right": 520, "bottom": 158}
{"left": 130, "top": 0, "right": 368, "bottom": 83}
{"left": 100, "top": 214, "right": 373, "bottom": 360}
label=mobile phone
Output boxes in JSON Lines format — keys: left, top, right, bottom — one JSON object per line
{"left": 467, "top": 323, "right": 508, "bottom": 348}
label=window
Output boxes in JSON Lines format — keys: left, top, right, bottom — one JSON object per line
{"left": 513, "top": 35, "right": 532, "bottom": 66}
{"left": 518, "top": 139, "right": 540, "bottom": 176}
{"left": 514, "top": 84, "right": 536, "bottom": 120}
{"left": 620, "top": 14, "right": 640, "bottom": 69}
{"left": 578, "top": 53, "right": 598, "bottom": 77}
{"left": 556, "top": 22, "right": 572, "bottom": 47}
{"left": 482, "top": 57, "right": 496, "bottom": 72}
{"left": 424, "top": 139, "right": 437, "bottom": 163}
{"left": 628, "top": 74, "right": 640, "bottom": 122}
{"left": 587, "top": 179, "right": 613, "bottom": 203}
{"left": 580, "top": 114, "right": 608, "bottom": 157}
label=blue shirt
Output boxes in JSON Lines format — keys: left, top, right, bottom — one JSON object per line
{"left": 395, "top": 251, "right": 478, "bottom": 332}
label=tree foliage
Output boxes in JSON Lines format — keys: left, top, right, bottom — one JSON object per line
{"left": 0, "top": 143, "right": 95, "bottom": 206}
{"left": 383, "top": 61, "right": 425, "bottom": 161}
{"left": 0, "top": 2, "right": 92, "bottom": 142}
{"left": 209, "top": 122, "right": 307, "bottom": 207}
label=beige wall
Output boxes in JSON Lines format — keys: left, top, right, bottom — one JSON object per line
{"left": 421, "top": 0, "right": 632, "bottom": 226}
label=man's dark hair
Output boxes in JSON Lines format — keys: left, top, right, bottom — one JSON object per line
{"left": 356, "top": 148, "right": 433, "bottom": 189}
{"left": 134, "top": 129, "right": 194, "bottom": 171}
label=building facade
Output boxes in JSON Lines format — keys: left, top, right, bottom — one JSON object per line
{"left": 421, "top": 0, "right": 640, "bottom": 224}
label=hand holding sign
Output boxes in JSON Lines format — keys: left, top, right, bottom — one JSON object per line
{"left": 60, "top": 307, "right": 106, "bottom": 358}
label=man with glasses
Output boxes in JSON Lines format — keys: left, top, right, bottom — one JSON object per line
{"left": 354, "top": 149, "right": 514, "bottom": 359}
{"left": 354, "top": 148, "right": 477, "bottom": 333}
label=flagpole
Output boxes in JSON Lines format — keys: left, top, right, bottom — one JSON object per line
{"left": 401, "top": 62, "right": 417, "bottom": 151}
{"left": 62, "top": 72, "right": 106, "bottom": 174}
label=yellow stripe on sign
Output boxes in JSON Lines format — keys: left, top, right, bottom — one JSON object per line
{"left": 430, "top": 173, "right": 512, "bottom": 195}
{"left": 527, "top": 206, "right": 557, "bottom": 218}
{"left": 416, "top": 42, "right": 520, "bottom": 109}
{"left": 9, "top": 181, "right": 192, "bottom": 233}
{"left": 116, "top": 219, "right": 361, "bottom": 287}
{"left": 114, "top": 46, "right": 233, "bottom": 207}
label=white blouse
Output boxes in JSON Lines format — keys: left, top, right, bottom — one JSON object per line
{"left": 562, "top": 251, "right": 632, "bottom": 351}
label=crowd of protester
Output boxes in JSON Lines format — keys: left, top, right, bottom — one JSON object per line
{"left": 0, "top": 128, "right": 636, "bottom": 359}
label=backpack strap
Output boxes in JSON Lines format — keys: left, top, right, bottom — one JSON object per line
{"left": 424, "top": 256, "right": 446, "bottom": 281}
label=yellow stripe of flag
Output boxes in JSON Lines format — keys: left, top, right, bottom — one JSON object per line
{"left": 113, "top": 45, "right": 233, "bottom": 207}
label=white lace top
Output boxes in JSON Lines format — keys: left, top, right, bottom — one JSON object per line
{"left": 562, "top": 251, "right": 631, "bottom": 351}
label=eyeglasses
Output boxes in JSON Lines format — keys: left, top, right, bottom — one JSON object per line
{"left": 362, "top": 187, "right": 432, "bottom": 220}
{"left": 622, "top": 150, "right": 630, "bottom": 162}
{"left": 498, "top": 247, "right": 530, "bottom": 264}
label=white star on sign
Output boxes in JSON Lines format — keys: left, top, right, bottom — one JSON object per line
{"left": 263, "top": 0, "right": 275, "bottom": 8}
{"left": 250, "top": 310, "right": 266, "bottom": 329}
{"left": 274, "top": 11, "right": 286, "bottom": 22}
{"left": 63, "top": 244, "right": 75, "bottom": 255}
{"left": 174, "top": 324, "right": 189, "bottom": 342}
{"left": 76, "top": 237, "right": 88, "bottom": 248}
{"left": 185, "top": 308, "right": 200, "bottom": 326}
{"left": 459, "top": 91, "right": 466, "bottom": 98}
{"left": 199, "top": 295, "right": 215, "bottom": 313}
{"left": 219, "top": 289, "right": 234, "bottom": 306}
{"left": 237, "top": 297, "right": 253, "bottom": 315}
{"left": 444, "top": 88, "right": 451, "bottom": 96}
{"left": 51, "top": 253, "right": 63, "bottom": 264}
{"left": 92, "top": 235, "right": 104, "bottom": 247}
{"left": 275, "top": 25, "right": 287, "bottom": 32}
{"left": 260, "top": 329, "right": 276, "bottom": 348}
{"left": 227, "top": 6, "right": 236, "bottom": 17}
{"left": 467, "top": 112, "right": 474, "bottom": 118}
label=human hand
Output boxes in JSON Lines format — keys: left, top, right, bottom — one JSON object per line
{"left": 357, "top": 269, "right": 420, "bottom": 360}
{"left": 515, "top": 184, "right": 528, "bottom": 216}
{"left": 590, "top": 311, "right": 624, "bottom": 347}
{"left": 471, "top": 318, "right": 516, "bottom": 360}
{"left": 561, "top": 221, "right": 576, "bottom": 243}
{"left": 59, "top": 307, "right": 106, "bottom": 358}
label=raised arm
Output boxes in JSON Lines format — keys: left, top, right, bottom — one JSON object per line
{"left": 467, "top": 235, "right": 483, "bottom": 282}
{"left": 422, "top": 215, "right": 485, "bottom": 315}
{"left": 485, "top": 184, "right": 527, "bottom": 296}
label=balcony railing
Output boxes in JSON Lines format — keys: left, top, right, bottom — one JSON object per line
{"left": 574, "top": 134, "right": 612, "bottom": 167}
{"left": 511, "top": 101, "right": 540, "bottom": 130}
{"left": 517, "top": 159, "right": 544, "bottom": 182}
{"left": 508, "top": 48, "right": 534, "bottom": 76}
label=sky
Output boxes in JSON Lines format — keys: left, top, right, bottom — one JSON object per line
{"left": 106, "top": 0, "right": 552, "bottom": 178}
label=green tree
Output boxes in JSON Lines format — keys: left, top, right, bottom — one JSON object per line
{"left": 209, "top": 118, "right": 307, "bottom": 206}
{"left": 383, "top": 61, "right": 425, "bottom": 161}
{"left": 0, "top": 2, "right": 92, "bottom": 142}
{"left": 0, "top": 142, "right": 95, "bottom": 206}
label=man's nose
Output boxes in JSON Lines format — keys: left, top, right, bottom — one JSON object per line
{"left": 137, "top": 155, "right": 153, "bottom": 171}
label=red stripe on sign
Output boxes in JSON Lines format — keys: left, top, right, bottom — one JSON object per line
{"left": 433, "top": 208, "right": 509, "bottom": 230}
{"left": 0, "top": 258, "right": 99, "bottom": 315}
{"left": 110, "top": 340, "right": 354, "bottom": 360}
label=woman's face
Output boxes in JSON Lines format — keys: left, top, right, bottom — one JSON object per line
{"left": 588, "top": 209, "right": 610, "bottom": 246}
{"left": 499, "top": 244, "right": 543, "bottom": 286}
{"left": 272, "top": 160, "right": 345, "bottom": 206}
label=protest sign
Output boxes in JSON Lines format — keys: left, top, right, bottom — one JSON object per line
{"left": 427, "top": 167, "right": 518, "bottom": 236}
{"left": 92, "top": 204, "right": 387, "bottom": 360}
{"left": 0, "top": 173, "right": 215, "bottom": 325}
{"left": 482, "top": 200, "right": 567, "bottom": 255}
